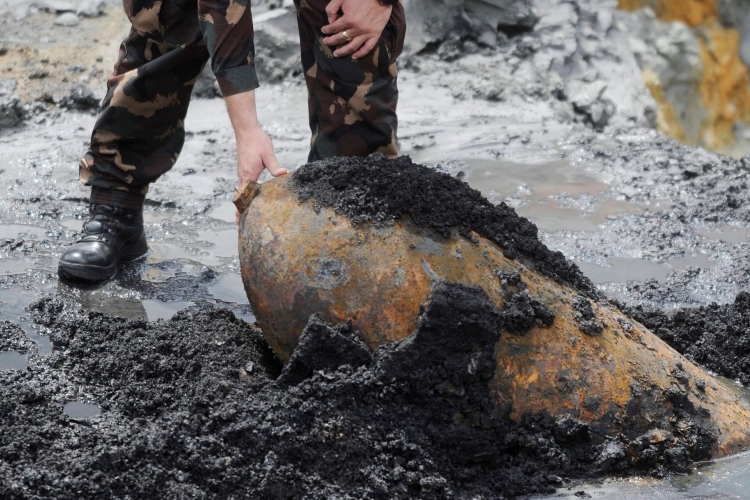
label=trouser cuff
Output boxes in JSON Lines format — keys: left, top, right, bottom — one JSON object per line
{"left": 90, "top": 187, "right": 145, "bottom": 212}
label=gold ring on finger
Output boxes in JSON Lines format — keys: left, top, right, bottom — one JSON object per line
{"left": 342, "top": 30, "right": 351, "bottom": 42}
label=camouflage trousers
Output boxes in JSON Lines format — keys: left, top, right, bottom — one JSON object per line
{"left": 80, "top": 0, "right": 406, "bottom": 199}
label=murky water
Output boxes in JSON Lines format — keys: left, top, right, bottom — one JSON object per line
{"left": 695, "top": 226, "right": 750, "bottom": 245}
{"left": 0, "top": 351, "right": 27, "bottom": 371}
{"left": 536, "top": 451, "right": 750, "bottom": 499}
{"left": 0, "top": 287, "right": 53, "bottom": 355}
{"left": 63, "top": 401, "right": 101, "bottom": 420}
{"left": 579, "top": 255, "right": 715, "bottom": 285}
{"left": 141, "top": 299, "right": 194, "bottom": 322}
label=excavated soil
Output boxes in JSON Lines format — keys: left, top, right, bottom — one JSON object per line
{"left": 0, "top": 284, "right": 681, "bottom": 500}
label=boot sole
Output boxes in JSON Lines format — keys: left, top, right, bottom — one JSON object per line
{"left": 58, "top": 246, "right": 149, "bottom": 283}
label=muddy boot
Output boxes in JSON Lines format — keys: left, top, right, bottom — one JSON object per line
{"left": 58, "top": 190, "right": 148, "bottom": 282}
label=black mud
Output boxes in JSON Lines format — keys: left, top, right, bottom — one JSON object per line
{"left": 622, "top": 292, "right": 750, "bottom": 385}
{"left": 0, "top": 281, "right": 707, "bottom": 499}
{"left": 292, "top": 155, "right": 600, "bottom": 300}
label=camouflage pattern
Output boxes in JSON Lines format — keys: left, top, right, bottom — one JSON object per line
{"left": 295, "top": 0, "right": 406, "bottom": 161}
{"left": 81, "top": 0, "right": 405, "bottom": 195}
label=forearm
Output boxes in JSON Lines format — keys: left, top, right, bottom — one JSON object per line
{"left": 225, "top": 90, "right": 261, "bottom": 139}
{"left": 225, "top": 90, "right": 287, "bottom": 185}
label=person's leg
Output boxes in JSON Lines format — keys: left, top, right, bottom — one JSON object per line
{"left": 81, "top": 0, "right": 211, "bottom": 205}
{"left": 59, "top": 0, "right": 210, "bottom": 282}
{"left": 294, "top": 0, "right": 406, "bottom": 161}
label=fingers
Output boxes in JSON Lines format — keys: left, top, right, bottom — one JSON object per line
{"left": 322, "top": 28, "right": 359, "bottom": 47}
{"left": 325, "top": 0, "right": 344, "bottom": 24}
{"left": 334, "top": 36, "right": 367, "bottom": 58}
{"left": 351, "top": 37, "right": 379, "bottom": 60}
{"left": 264, "top": 151, "right": 288, "bottom": 178}
{"left": 321, "top": 17, "right": 347, "bottom": 36}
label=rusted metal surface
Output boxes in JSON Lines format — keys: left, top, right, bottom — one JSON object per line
{"left": 236, "top": 176, "right": 750, "bottom": 458}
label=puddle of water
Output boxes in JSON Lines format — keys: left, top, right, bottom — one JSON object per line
{"left": 147, "top": 242, "right": 222, "bottom": 267}
{"left": 207, "top": 200, "right": 238, "bottom": 223}
{"left": 207, "top": 273, "right": 256, "bottom": 323}
{"left": 196, "top": 229, "right": 239, "bottom": 259}
{"left": 141, "top": 299, "right": 194, "bottom": 322}
{"left": 577, "top": 255, "right": 715, "bottom": 285}
{"left": 208, "top": 272, "right": 247, "bottom": 305}
{"left": 696, "top": 225, "right": 750, "bottom": 245}
{"left": 63, "top": 401, "right": 101, "bottom": 420}
{"left": 79, "top": 294, "right": 147, "bottom": 320}
{"left": 540, "top": 452, "right": 750, "bottom": 500}
{"left": 0, "top": 224, "right": 47, "bottom": 240}
{"left": 0, "top": 287, "right": 53, "bottom": 355}
{"left": 461, "top": 158, "right": 609, "bottom": 201}
{"left": 455, "top": 158, "right": 647, "bottom": 234}
{"left": 0, "top": 351, "right": 27, "bottom": 371}
{"left": 518, "top": 202, "right": 603, "bottom": 233}
{"left": 59, "top": 218, "right": 82, "bottom": 232}
{"left": 0, "top": 258, "right": 34, "bottom": 275}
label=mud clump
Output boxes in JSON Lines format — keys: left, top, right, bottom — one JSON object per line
{"left": 573, "top": 295, "right": 604, "bottom": 336}
{"left": 292, "top": 155, "right": 600, "bottom": 301}
{"left": 496, "top": 270, "right": 556, "bottom": 332}
{"left": 623, "top": 292, "right": 750, "bottom": 385}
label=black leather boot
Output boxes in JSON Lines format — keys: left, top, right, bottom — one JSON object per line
{"left": 58, "top": 203, "right": 148, "bottom": 282}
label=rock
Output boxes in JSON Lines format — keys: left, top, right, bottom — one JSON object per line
{"left": 664, "top": 446, "right": 690, "bottom": 473}
{"left": 39, "top": 0, "right": 76, "bottom": 12}
{"left": 404, "top": 0, "right": 471, "bottom": 53}
{"left": 0, "top": 95, "right": 24, "bottom": 128}
{"left": 58, "top": 84, "right": 100, "bottom": 111}
{"left": 0, "top": 79, "right": 17, "bottom": 96}
{"left": 568, "top": 79, "right": 614, "bottom": 129}
{"left": 53, "top": 12, "right": 79, "bottom": 26}
{"left": 28, "top": 70, "right": 49, "bottom": 79}
{"left": 235, "top": 155, "right": 750, "bottom": 460}
{"left": 76, "top": 0, "right": 106, "bottom": 17}
{"left": 616, "top": 8, "right": 703, "bottom": 142}
{"left": 253, "top": 8, "right": 302, "bottom": 83}
{"left": 717, "top": 0, "right": 750, "bottom": 64}
{"left": 464, "top": 0, "right": 538, "bottom": 30}
{"left": 596, "top": 441, "right": 627, "bottom": 471}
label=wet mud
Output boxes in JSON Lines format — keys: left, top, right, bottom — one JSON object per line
{"left": 0, "top": 281, "right": 717, "bottom": 499}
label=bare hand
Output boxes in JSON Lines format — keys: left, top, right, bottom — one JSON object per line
{"left": 236, "top": 126, "right": 287, "bottom": 186}
{"left": 321, "top": 0, "right": 392, "bottom": 60}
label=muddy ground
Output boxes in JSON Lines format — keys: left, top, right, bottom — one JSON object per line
{"left": 3, "top": 0, "right": 750, "bottom": 499}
